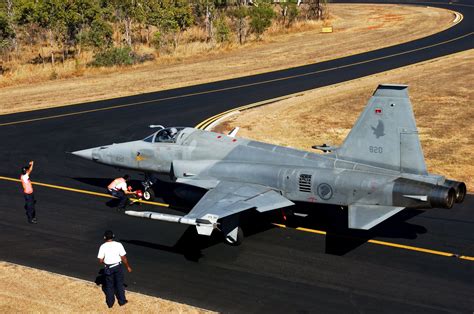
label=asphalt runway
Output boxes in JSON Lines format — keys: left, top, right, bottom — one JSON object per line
{"left": 0, "top": 0, "right": 473, "bottom": 312}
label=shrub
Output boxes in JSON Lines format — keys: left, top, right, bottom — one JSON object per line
{"left": 86, "top": 20, "right": 113, "bottom": 50}
{"left": 214, "top": 16, "right": 231, "bottom": 43}
{"left": 89, "top": 47, "right": 134, "bottom": 67}
{"left": 249, "top": 3, "right": 275, "bottom": 39}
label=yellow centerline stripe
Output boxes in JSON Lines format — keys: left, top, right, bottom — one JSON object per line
{"left": 272, "top": 223, "right": 473, "bottom": 260}
{"left": 367, "top": 239, "right": 454, "bottom": 257}
{"left": 1, "top": 30, "right": 471, "bottom": 127}
{"left": 0, "top": 176, "right": 169, "bottom": 207}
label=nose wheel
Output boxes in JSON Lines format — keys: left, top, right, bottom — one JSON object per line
{"left": 142, "top": 188, "right": 155, "bottom": 201}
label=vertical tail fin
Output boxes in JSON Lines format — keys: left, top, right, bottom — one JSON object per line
{"left": 337, "top": 84, "right": 427, "bottom": 175}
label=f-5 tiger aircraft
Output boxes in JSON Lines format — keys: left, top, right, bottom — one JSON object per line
{"left": 72, "top": 85, "right": 466, "bottom": 245}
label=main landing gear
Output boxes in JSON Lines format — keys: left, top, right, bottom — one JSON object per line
{"left": 224, "top": 226, "right": 244, "bottom": 246}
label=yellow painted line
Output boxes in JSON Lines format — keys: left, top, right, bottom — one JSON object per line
{"left": 272, "top": 223, "right": 473, "bottom": 261}
{"left": 459, "top": 255, "right": 474, "bottom": 261}
{"left": 2, "top": 31, "right": 471, "bottom": 127}
{"left": 367, "top": 239, "right": 454, "bottom": 257}
{"left": 195, "top": 94, "right": 302, "bottom": 130}
{"left": 0, "top": 176, "right": 169, "bottom": 208}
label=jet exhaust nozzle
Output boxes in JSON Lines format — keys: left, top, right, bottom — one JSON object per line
{"left": 429, "top": 186, "right": 455, "bottom": 209}
{"left": 443, "top": 180, "right": 466, "bottom": 203}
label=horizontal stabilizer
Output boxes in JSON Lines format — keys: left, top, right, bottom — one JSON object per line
{"left": 348, "top": 204, "right": 404, "bottom": 230}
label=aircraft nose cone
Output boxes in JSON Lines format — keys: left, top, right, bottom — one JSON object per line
{"left": 72, "top": 148, "right": 94, "bottom": 161}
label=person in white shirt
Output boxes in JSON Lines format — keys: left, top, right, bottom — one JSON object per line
{"left": 97, "top": 230, "right": 132, "bottom": 308}
{"left": 20, "top": 161, "right": 37, "bottom": 224}
{"left": 107, "top": 175, "right": 136, "bottom": 211}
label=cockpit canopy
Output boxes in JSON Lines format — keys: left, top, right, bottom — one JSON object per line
{"left": 143, "top": 127, "right": 185, "bottom": 143}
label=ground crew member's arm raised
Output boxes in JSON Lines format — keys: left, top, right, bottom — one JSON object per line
{"left": 27, "top": 161, "right": 34, "bottom": 175}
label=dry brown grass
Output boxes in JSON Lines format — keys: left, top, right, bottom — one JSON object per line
{"left": 0, "top": 261, "right": 213, "bottom": 313}
{"left": 213, "top": 49, "right": 474, "bottom": 191}
{"left": 0, "top": 4, "right": 455, "bottom": 115}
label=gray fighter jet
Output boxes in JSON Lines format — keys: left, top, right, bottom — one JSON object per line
{"left": 72, "top": 85, "right": 466, "bottom": 244}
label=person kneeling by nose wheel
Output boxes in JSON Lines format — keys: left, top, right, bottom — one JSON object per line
{"left": 107, "top": 175, "right": 137, "bottom": 211}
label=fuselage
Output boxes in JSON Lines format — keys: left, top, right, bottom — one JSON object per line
{"left": 80, "top": 128, "right": 457, "bottom": 210}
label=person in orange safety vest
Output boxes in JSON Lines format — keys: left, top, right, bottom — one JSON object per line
{"left": 107, "top": 175, "right": 136, "bottom": 211}
{"left": 20, "top": 161, "right": 37, "bottom": 224}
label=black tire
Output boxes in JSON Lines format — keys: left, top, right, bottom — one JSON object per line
{"left": 225, "top": 226, "right": 244, "bottom": 246}
{"left": 142, "top": 188, "right": 155, "bottom": 201}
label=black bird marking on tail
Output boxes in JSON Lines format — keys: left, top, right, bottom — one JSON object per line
{"left": 371, "top": 120, "right": 385, "bottom": 138}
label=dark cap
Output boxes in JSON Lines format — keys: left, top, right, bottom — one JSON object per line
{"left": 21, "top": 166, "right": 29, "bottom": 175}
{"left": 123, "top": 174, "right": 130, "bottom": 181}
{"left": 103, "top": 230, "right": 115, "bottom": 240}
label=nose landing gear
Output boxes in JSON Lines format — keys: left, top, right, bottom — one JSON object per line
{"left": 141, "top": 175, "right": 156, "bottom": 201}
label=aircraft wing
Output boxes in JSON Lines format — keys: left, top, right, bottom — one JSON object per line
{"left": 125, "top": 180, "right": 294, "bottom": 237}
{"left": 184, "top": 180, "right": 295, "bottom": 222}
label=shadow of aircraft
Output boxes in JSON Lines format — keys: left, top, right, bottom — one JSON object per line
{"left": 271, "top": 202, "right": 428, "bottom": 256}
{"left": 122, "top": 227, "right": 213, "bottom": 262}
{"left": 121, "top": 210, "right": 275, "bottom": 262}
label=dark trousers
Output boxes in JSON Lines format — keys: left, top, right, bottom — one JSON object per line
{"left": 24, "top": 193, "right": 36, "bottom": 221}
{"left": 104, "top": 264, "right": 127, "bottom": 307}
{"left": 109, "top": 189, "right": 128, "bottom": 209}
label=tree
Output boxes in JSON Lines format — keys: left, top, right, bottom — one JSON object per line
{"left": 110, "top": 0, "right": 146, "bottom": 47}
{"left": 65, "top": 0, "right": 103, "bottom": 55}
{"left": 86, "top": 19, "right": 113, "bottom": 50}
{"left": 214, "top": 14, "right": 230, "bottom": 43}
{"left": 31, "top": 0, "right": 69, "bottom": 67}
{"left": 147, "top": 0, "right": 193, "bottom": 50}
{"left": 306, "top": 0, "right": 328, "bottom": 20}
{"left": 280, "top": 2, "right": 299, "bottom": 28}
{"left": 229, "top": 5, "right": 248, "bottom": 45}
{"left": 0, "top": 12, "right": 15, "bottom": 58}
{"left": 249, "top": 2, "right": 274, "bottom": 40}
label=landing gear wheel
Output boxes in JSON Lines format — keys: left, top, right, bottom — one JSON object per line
{"left": 225, "top": 226, "right": 244, "bottom": 246}
{"left": 142, "top": 188, "right": 155, "bottom": 201}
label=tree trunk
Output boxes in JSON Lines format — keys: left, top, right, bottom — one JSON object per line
{"left": 49, "top": 29, "right": 55, "bottom": 67}
{"left": 205, "top": 5, "right": 214, "bottom": 42}
{"left": 6, "top": 0, "right": 18, "bottom": 54}
{"left": 124, "top": 16, "right": 132, "bottom": 47}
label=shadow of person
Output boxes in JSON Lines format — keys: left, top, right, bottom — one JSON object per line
{"left": 105, "top": 198, "right": 121, "bottom": 208}
{"left": 95, "top": 268, "right": 106, "bottom": 294}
